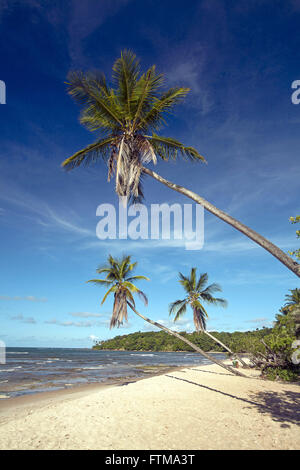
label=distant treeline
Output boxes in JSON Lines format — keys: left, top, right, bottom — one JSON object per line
{"left": 93, "top": 328, "right": 273, "bottom": 353}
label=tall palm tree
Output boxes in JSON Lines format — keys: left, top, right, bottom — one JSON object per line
{"left": 61, "top": 50, "right": 299, "bottom": 278}
{"left": 88, "top": 254, "right": 246, "bottom": 377}
{"left": 169, "top": 269, "right": 247, "bottom": 367}
{"left": 284, "top": 288, "right": 300, "bottom": 312}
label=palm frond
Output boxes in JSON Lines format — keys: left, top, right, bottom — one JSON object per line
{"left": 136, "top": 87, "right": 190, "bottom": 132}
{"left": 178, "top": 272, "right": 193, "bottom": 293}
{"left": 137, "top": 289, "right": 148, "bottom": 306}
{"left": 200, "top": 282, "right": 222, "bottom": 295}
{"left": 112, "top": 49, "right": 140, "bottom": 121}
{"left": 190, "top": 267, "right": 197, "bottom": 290}
{"left": 200, "top": 292, "right": 228, "bottom": 308}
{"left": 196, "top": 272, "right": 208, "bottom": 291}
{"left": 284, "top": 288, "right": 300, "bottom": 307}
{"left": 193, "top": 306, "right": 207, "bottom": 331}
{"left": 101, "top": 284, "right": 117, "bottom": 305}
{"left": 131, "top": 66, "right": 164, "bottom": 131}
{"left": 125, "top": 275, "right": 150, "bottom": 282}
{"left": 66, "top": 71, "right": 124, "bottom": 129}
{"left": 169, "top": 299, "right": 187, "bottom": 321}
{"left": 124, "top": 287, "right": 136, "bottom": 307}
{"left": 61, "top": 137, "right": 115, "bottom": 170}
{"left": 147, "top": 134, "right": 206, "bottom": 162}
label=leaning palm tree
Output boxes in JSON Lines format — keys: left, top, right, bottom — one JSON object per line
{"left": 169, "top": 269, "right": 247, "bottom": 367}
{"left": 88, "top": 254, "right": 246, "bottom": 377}
{"left": 61, "top": 50, "right": 299, "bottom": 277}
{"left": 284, "top": 288, "right": 300, "bottom": 312}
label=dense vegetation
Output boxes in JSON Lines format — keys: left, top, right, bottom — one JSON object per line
{"left": 250, "top": 310, "right": 300, "bottom": 382}
{"left": 93, "top": 327, "right": 273, "bottom": 353}
{"left": 93, "top": 309, "right": 300, "bottom": 382}
{"left": 288, "top": 215, "right": 300, "bottom": 261}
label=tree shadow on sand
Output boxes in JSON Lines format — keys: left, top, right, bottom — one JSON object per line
{"left": 247, "top": 389, "right": 300, "bottom": 427}
{"left": 188, "top": 368, "right": 233, "bottom": 377}
{"left": 166, "top": 375, "right": 300, "bottom": 427}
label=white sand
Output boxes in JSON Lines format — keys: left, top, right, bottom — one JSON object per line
{"left": 0, "top": 361, "right": 299, "bottom": 450}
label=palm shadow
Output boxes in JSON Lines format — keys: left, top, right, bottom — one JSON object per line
{"left": 188, "top": 368, "right": 233, "bottom": 377}
{"left": 166, "top": 374, "right": 300, "bottom": 427}
{"left": 247, "top": 389, "right": 300, "bottom": 427}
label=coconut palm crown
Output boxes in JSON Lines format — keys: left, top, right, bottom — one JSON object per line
{"left": 284, "top": 288, "right": 300, "bottom": 312}
{"left": 62, "top": 50, "right": 205, "bottom": 202}
{"left": 87, "top": 254, "right": 149, "bottom": 328}
{"left": 61, "top": 51, "right": 299, "bottom": 277}
{"left": 169, "top": 269, "right": 227, "bottom": 331}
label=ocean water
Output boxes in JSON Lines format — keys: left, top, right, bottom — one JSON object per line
{"left": 0, "top": 347, "right": 226, "bottom": 398}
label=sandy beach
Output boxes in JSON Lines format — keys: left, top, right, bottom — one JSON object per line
{"left": 0, "top": 360, "right": 299, "bottom": 450}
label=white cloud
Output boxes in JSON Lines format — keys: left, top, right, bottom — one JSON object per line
{"left": 88, "top": 334, "right": 98, "bottom": 341}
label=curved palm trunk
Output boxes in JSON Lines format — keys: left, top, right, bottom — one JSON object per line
{"left": 203, "top": 330, "right": 248, "bottom": 367}
{"left": 127, "top": 301, "right": 247, "bottom": 378}
{"left": 142, "top": 167, "right": 300, "bottom": 278}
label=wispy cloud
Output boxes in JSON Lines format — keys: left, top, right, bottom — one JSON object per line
{"left": 0, "top": 175, "right": 94, "bottom": 239}
{"left": 244, "top": 317, "right": 274, "bottom": 328}
{"left": 69, "top": 312, "right": 104, "bottom": 318}
{"left": 66, "top": 0, "right": 131, "bottom": 67}
{"left": 0, "top": 295, "right": 47, "bottom": 302}
{"left": 45, "top": 318, "right": 94, "bottom": 328}
{"left": 142, "top": 317, "right": 193, "bottom": 333}
{"left": 221, "top": 269, "right": 295, "bottom": 286}
{"left": 246, "top": 317, "right": 270, "bottom": 323}
{"left": 11, "top": 314, "right": 36, "bottom": 324}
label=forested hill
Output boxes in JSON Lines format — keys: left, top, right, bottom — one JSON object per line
{"left": 92, "top": 328, "right": 272, "bottom": 353}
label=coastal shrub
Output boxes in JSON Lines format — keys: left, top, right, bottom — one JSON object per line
{"left": 263, "top": 367, "right": 299, "bottom": 382}
{"left": 249, "top": 312, "right": 300, "bottom": 382}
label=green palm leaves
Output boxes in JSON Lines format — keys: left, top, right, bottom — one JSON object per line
{"left": 284, "top": 288, "right": 300, "bottom": 312}
{"left": 87, "top": 255, "right": 149, "bottom": 328}
{"left": 169, "top": 268, "right": 227, "bottom": 331}
{"left": 62, "top": 50, "right": 205, "bottom": 201}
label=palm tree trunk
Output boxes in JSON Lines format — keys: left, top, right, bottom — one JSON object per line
{"left": 142, "top": 167, "right": 300, "bottom": 278}
{"left": 127, "top": 301, "right": 247, "bottom": 378}
{"left": 203, "top": 330, "right": 248, "bottom": 367}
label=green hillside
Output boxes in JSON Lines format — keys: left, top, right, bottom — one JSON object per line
{"left": 93, "top": 328, "right": 272, "bottom": 353}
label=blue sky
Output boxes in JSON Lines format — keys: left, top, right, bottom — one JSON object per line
{"left": 0, "top": 0, "right": 299, "bottom": 348}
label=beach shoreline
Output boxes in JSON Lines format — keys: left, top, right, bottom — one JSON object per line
{"left": 0, "top": 359, "right": 299, "bottom": 450}
{"left": 0, "top": 363, "right": 183, "bottom": 415}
